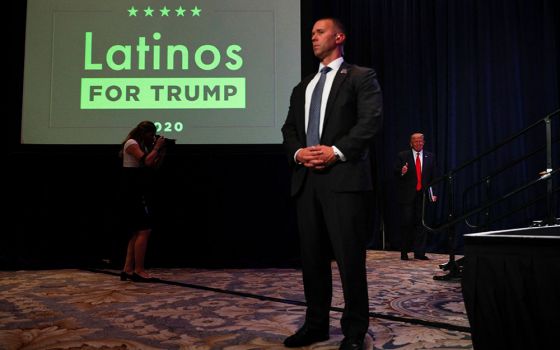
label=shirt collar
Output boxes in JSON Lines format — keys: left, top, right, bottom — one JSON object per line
{"left": 319, "top": 57, "right": 344, "bottom": 73}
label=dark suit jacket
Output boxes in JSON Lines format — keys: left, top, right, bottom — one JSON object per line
{"left": 395, "top": 149, "right": 437, "bottom": 204}
{"left": 281, "top": 62, "right": 383, "bottom": 196}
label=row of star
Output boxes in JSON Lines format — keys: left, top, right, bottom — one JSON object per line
{"left": 128, "top": 6, "right": 201, "bottom": 17}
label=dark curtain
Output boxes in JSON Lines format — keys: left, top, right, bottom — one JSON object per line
{"left": 307, "top": 0, "right": 560, "bottom": 252}
{"left": 5, "top": 1, "right": 560, "bottom": 268}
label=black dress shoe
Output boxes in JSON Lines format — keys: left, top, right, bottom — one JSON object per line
{"left": 339, "top": 336, "right": 364, "bottom": 350}
{"left": 400, "top": 252, "right": 409, "bottom": 260}
{"left": 120, "top": 271, "right": 133, "bottom": 281}
{"left": 131, "top": 273, "right": 160, "bottom": 283}
{"left": 414, "top": 254, "right": 430, "bottom": 260}
{"left": 284, "top": 326, "right": 329, "bottom": 348}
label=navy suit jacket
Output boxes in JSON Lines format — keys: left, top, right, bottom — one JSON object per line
{"left": 395, "top": 149, "right": 437, "bottom": 204}
{"left": 281, "top": 62, "right": 383, "bottom": 196}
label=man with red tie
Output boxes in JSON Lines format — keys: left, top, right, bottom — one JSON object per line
{"left": 395, "top": 133, "right": 438, "bottom": 260}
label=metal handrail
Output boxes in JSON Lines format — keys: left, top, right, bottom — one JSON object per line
{"left": 466, "top": 185, "right": 560, "bottom": 229}
{"left": 422, "top": 109, "right": 559, "bottom": 233}
{"left": 461, "top": 137, "right": 559, "bottom": 199}
{"left": 423, "top": 168, "right": 559, "bottom": 232}
{"left": 462, "top": 136, "right": 559, "bottom": 228}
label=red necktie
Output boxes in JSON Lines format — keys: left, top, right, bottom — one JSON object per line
{"left": 416, "top": 152, "right": 422, "bottom": 191}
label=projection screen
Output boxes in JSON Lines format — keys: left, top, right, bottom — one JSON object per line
{"left": 21, "top": 0, "right": 301, "bottom": 144}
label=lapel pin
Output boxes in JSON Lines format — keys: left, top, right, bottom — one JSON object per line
{"left": 340, "top": 68, "right": 347, "bottom": 74}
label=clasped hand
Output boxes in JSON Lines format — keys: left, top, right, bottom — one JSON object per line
{"left": 297, "top": 145, "right": 338, "bottom": 170}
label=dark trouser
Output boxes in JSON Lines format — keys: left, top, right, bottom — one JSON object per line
{"left": 296, "top": 171, "right": 372, "bottom": 338}
{"left": 400, "top": 191, "right": 427, "bottom": 256}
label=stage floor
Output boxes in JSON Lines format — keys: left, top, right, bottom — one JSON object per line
{"left": 0, "top": 250, "right": 471, "bottom": 349}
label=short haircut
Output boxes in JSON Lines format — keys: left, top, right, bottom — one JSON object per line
{"left": 316, "top": 17, "right": 346, "bottom": 35}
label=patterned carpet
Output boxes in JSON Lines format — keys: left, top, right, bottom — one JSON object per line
{"left": 0, "top": 251, "right": 472, "bottom": 349}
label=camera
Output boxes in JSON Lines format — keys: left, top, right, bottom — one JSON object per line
{"left": 156, "top": 135, "right": 176, "bottom": 147}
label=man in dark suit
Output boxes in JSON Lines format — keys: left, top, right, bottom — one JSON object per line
{"left": 281, "top": 18, "right": 383, "bottom": 350}
{"left": 395, "top": 133, "right": 438, "bottom": 261}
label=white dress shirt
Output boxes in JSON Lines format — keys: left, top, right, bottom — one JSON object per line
{"left": 296, "top": 57, "right": 345, "bottom": 161}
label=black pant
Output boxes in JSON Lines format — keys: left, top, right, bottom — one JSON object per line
{"left": 296, "top": 171, "right": 372, "bottom": 338}
{"left": 400, "top": 191, "right": 427, "bottom": 256}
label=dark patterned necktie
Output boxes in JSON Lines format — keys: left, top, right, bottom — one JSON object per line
{"left": 306, "top": 66, "right": 332, "bottom": 146}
